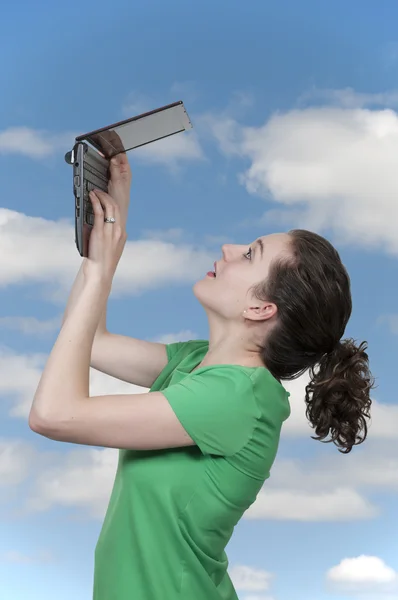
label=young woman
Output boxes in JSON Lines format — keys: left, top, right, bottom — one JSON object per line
{"left": 29, "top": 154, "right": 373, "bottom": 600}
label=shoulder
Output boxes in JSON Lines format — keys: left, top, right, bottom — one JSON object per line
{"left": 185, "top": 365, "right": 258, "bottom": 395}
{"left": 248, "top": 368, "right": 291, "bottom": 423}
{"left": 162, "top": 366, "right": 259, "bottom": 456}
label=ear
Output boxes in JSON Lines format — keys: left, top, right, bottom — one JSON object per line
{"left": 243, "top": 302, "right": 277, "bottom": 322}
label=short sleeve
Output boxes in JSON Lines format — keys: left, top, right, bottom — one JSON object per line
{"left": 162, "top": 367, "right": 260, "bottom": 456}
{"left": 165, "top": 341, "right": 189, "bottom": 363}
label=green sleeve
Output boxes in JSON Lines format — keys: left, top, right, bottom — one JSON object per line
{"left": 165, "top": 339, "right": 208, "bottom": 364}
{"left": 162, "top": 367, "right": 260, "bottom": 456}
{"left": 165, "top": 341, "right": 190, "bottom": 363}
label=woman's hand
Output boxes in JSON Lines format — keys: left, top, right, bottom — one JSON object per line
{"left": 108, "top": 152, "right": 132, "bottom": 225}
{"left": 83, "top": 190, "right": 127, "bottom": 284}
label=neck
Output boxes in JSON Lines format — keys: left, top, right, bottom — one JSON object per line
{"left": 198, "top": 314, "right": 266, "bottom": 369}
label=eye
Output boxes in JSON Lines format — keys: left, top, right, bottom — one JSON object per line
{"left": 243, "top": 247, "right": 252, "bottom": 260}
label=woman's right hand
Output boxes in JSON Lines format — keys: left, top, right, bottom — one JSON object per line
{"left": 108, "top": 153, "right": 132, "bottom": 225}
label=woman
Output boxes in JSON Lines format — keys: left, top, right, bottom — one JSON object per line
{"left": 29, "top": 154, "right": 373, "bottom": 600}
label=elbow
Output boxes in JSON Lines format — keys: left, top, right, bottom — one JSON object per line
{"left": 28, "top": 402, "right": 83, "bottom": 441}
{"left": 28, "top": 404, "right": 64, "bottom": 437}
{"left": 29, "top": 411, "right": 65, "bottom": 441}
{"left": 29, "top": 409, "right": 49, "bottom": 436}
{"left": 29, "top": 393, "right": 57, "bottom": 435}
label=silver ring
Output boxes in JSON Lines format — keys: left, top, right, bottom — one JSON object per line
{"left": 104, "top": 217, "right": 116, "bottom": 223}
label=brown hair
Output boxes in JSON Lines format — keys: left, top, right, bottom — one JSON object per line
{"left": 252, "top": 229, "right": 374, "bottom": 454}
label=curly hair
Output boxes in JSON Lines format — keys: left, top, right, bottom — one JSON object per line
{"left": 251, "top": 229, "right": 374, "bottom": 454}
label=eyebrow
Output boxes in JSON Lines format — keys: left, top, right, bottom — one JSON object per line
{"left": 253, "top": 239, "right": 264, "bottom": 259}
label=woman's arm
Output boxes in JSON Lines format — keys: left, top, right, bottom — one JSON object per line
{"left": 30, "top": 275, "right": 111, "bottom": 424}
{"left": 29, "top": 274, "right": 194, "bottom": 451}
{"left": 29, "top": 189, "right": 195, "bottom": 452}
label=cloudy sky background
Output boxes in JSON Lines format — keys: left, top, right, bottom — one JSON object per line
{"left": 1, "top": 1, "right": 398, "bottom": 599}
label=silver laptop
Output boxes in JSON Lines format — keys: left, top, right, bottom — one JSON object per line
{"left": 65, "top": 101, "right": 193, "bottom": 257}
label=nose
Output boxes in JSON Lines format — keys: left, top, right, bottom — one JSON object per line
{"left": 221, "top": 244, "right": 246, "bottom": 261}
{"left": 221, "top": 244, "right": 234, "bottom": 261}
{"left": 221, "top": 244, "right": 229, "bottom": 257}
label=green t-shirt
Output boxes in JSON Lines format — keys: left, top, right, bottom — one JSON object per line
{"left": 93, "top": 340, "right": 290, "bottom": 600}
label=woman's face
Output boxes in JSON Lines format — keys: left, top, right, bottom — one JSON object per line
{"left": 193, "top": 233, "right": 292, "bottom": 321}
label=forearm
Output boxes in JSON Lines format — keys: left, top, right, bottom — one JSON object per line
{"left": 31, "top": 276, "right": 111, "bottom": 423}
{"left": 62, "top": 260, "right": 107, "bottom": 335}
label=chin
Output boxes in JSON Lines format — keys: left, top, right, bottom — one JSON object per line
{"left": 192, "top": 278, "right": 205, "bottom": 299}
{"left": 193, "top": 281, "right": 231, "bottom": 321}
{"left": 193, "top": 278, "right": 215, "bottom": 307}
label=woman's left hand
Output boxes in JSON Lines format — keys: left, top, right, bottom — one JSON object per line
{"left": 83, "top": 189, "right": 128, "bottom": 284}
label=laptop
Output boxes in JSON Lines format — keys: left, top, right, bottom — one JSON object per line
{"left": 65, "top": 101, "right": 193, "bottom": 257}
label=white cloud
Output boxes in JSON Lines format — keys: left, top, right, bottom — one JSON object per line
{"left": 0, "top": 364, "right": 143, "bottom": 519}
{"left": 328, "top": 555, "right": 397, "bottom": 584}
{"left": 0, "top": 208, "right": 86, "bottom": 292}
{"left": 299, "top": 86, "right": 398, "bottom": 109}
{"left": 229, "top": 565, "right": 273, "bottom": 592}
{"left": 199, "top": 112, "right": 243, "bottom": 156}
{"left": 239, "top": 372, "right": 398, "bottom": 522}
{"left": 204, "top": 233, "right": 234, "bottom": 246}
{"left": 281, "top": 372, "right": 398, "bottom": 441}
{"left": 0, "top": 348, "right": 47, "bottom": 418}
{"left": 112, "top": 231, "right": 216, "bottom": 295}
{"left": 1, "top": 326, "right": 188, "bottom": 519}
{"left": 245, "top": 488, "right": 377, "bottom": 521}
{"left": 327, "top": 555, "right": 397, "bottom": 594}
{"left": 170, "top": 81, "right": 199, "bottom": 105}
{"left": 4, "top": 424, "right": 398, "bottom": 524}
{"left": 141, "top": 227, "right": 185, "bottom": 242}
{"left": 210, "top": 103, "right": 398, "bottom": 255}
{"left": 367, "top": 401, "right": 398, "bottom": 439}
{"left": 4, "top": 409, "right": 384, "bottom": 523}
{"left": 89, "top": 370, "right": 147, "bottom": 396}
{"left": 0, "top": 326, "right": 198, "bottom": 419}
{"left": 0, "top": 436, "right": 117, "bottom": 519}
{"left": 241, "top": 438, "right": 398, "bottom": 522}
{"left": 1, "top": 339, "right": 398, "bottom": 522}
{"left": 153, "top": 330, "right": 198, "bottom": 344}
{"left": 0, "top": 121, "right": 204, "bottom": 167}
{"left": 0, "top": 315, "right": 61, "bottom": 336}
{"left": 0, "top": 127, "right": 76, "bottom": 158}
{"left": 122, "top": 91, "right": 154, "bottom": 117}
{"left": 273, "top": 446, "right": 398, "bottom": 494}
{"left": 26, "top": 446, "right": 118, "bottom": 519}
{"left": 197, "top": 93, "right": 255, "bottom": 153}
{"left": 0, "top": 209, "right": 215, "bottom": 301}
{"left": 228, "top": 90, "right": 255, "bottom": 110}
{"left": 0, "top": 345, "right": 147, "bottom": 418}
{"left": 0, "top": 439, "right": 35, "bottom": 487}
{"left": 0, "top": 549, "right": 54, "bottom": 564}
{"left": 378, "top": 313, "right": 398, "bottom": 335}
{"left": 133, "top": 130, "right": 204, "bottom": 167}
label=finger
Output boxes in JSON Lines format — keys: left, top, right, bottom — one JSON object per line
{"left": 110, "top": 153, "right": 131, "bottom": 179}
{"left": 108, "top": 130, "right": 124, "bottom": 148}
{"left": 92, "top": 189, "right": 114, "bottom": 203}
{"left": 93, "top": 191, "right": 119, "bottom": 227}
{"left": 91, "top": 133, "right": 113, "bottom": 158}
{"left": 90, "top": 191, "right": 105, "bottom": 232}
{"left": 105, "top": 130, "right": 125, "bottom": 155}
{"left": 93, "top": 189, "right": 118, "bottom": 221}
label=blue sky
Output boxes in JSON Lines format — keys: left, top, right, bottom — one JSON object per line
{"left": 1, "top": 1, "right": 398, "bottom": 599}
